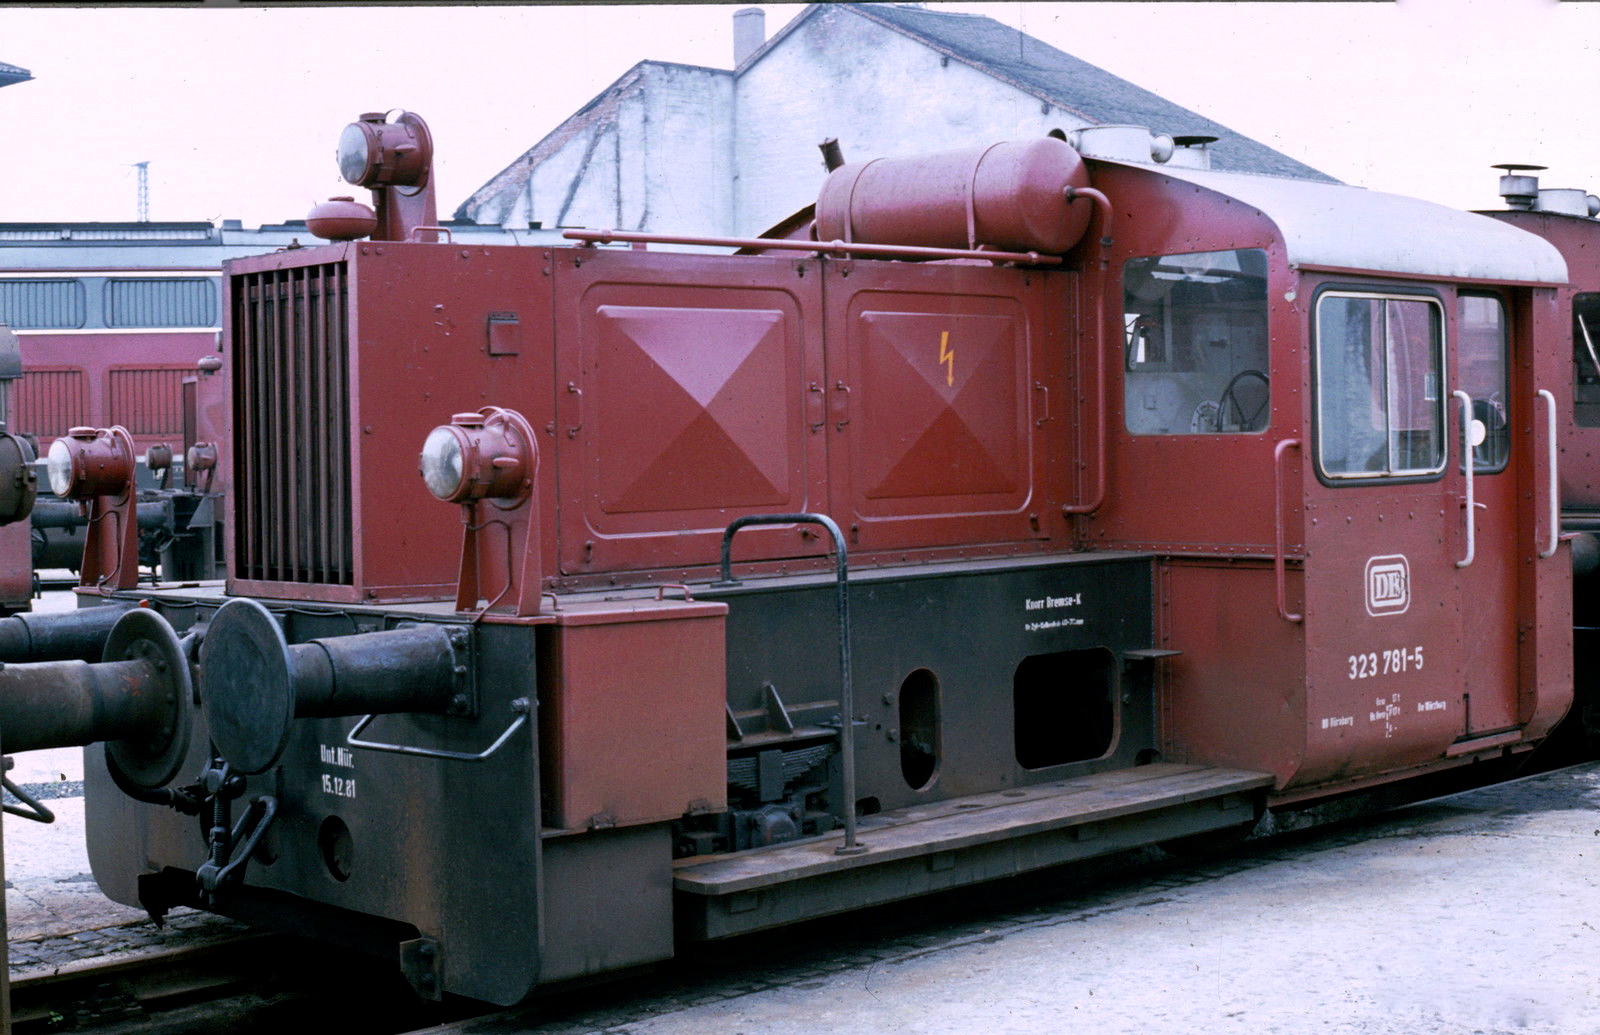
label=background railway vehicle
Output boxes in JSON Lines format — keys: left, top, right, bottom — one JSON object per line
{"left": 4, "top": 111, "right": 1572, "bottom": 1005}
{"left": 0, "top": 223, "right": 304, "bottom": 590}
{"left": 1481, "top": 168, "right": 1600, "bottom": 748}
{"left": 0, "top": 325, "right": 35, "bottom": 614}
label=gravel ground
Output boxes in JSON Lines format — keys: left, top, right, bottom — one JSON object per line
{"left": 424, "top": 763, "right": 1600, "bottom": 1035}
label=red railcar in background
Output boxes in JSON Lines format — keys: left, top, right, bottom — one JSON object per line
{"left": 0, "top": 224, "right": 304, "bottom": 455}
{"left": 1482, "top": 170, "right": 1600, "bottom": 746}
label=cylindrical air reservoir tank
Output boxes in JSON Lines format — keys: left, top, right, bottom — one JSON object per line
{"left": 814, "top": 137, "right": 1093, "bottom": 255}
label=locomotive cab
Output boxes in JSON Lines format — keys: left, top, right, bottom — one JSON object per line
{"left": 62, "top": 116, "right": 1575, "bottom": 1004}
{"left": 1076, "top": 154, "right": 1572, "bottom": 795}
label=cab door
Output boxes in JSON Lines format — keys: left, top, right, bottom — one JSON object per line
{"left": 1300, "top": 286, "right": 1520, "bottom": 782}
{"left": 1452, "top": 293, "right": 1520, "bottom": 736}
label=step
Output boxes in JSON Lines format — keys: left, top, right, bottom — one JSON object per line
{"left": 673, "top": 762, "right": 1273, "bottom": 939}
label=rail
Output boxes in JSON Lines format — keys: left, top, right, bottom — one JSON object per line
{"left": 716, "top": 513, "right": 865, "bottom": 855}
{"left": 346, "top": 698, "right": 531, "bottom": 763}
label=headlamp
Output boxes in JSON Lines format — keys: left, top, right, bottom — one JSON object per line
{"left": 48, "top": 427, "right": 134, "bottom": 500}
{"left": 419, "top": 408, "right": 535, "bottom": 504}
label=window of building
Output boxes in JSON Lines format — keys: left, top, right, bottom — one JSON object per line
{"left": 1314, "top": 291, "right": 1444, "bottom": 480}
{"left": 1122, "top": 248, "right": 1269, "bottom": 435}
{"left": 1456, "top": 293, "right": 1510, "bottom": 472}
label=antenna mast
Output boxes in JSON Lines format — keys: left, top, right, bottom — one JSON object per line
{"left": 133, "top": 161, "right": 149, "bottom": 222}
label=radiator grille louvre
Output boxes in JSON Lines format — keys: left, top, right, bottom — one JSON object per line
{"left": 14, "top": 370, "right": 88, "bottom": 438}
{"left": 107, "top": 368, "right": 186, "bottom": 436}
{"left": 232, "top": 263, "right": 353, "bottom": 586}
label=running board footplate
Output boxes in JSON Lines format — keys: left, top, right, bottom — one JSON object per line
{"left": 673, "top": 762, "right": 1273, "bottom": 939}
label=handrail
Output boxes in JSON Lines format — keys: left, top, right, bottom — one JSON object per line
{"left": 1274, "top": 438, "right": 1303, "bottom": 623}
{"left": 1062, "top": 263, "right": 1109, "bottom": 515}
{"left": 716, "top": 513, "right": 865, "bottom": 855}
{"left": 563, "top": 229, "right": 1061, "bottom": 266}
{"left": 1453, "top": 390, "right": 1476, "bottom": 568}
{"left": 1539, "top": 389, "right": 1559, "bottom": 559}
{"left": 347, "top": 698, "right": 530, "bottom": 763}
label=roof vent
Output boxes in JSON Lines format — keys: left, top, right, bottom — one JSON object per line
{"left": 1535, "top": 188, "right": 1600, "bottom": 219}
{"left": 1165, "top": 135, "right": 1218, "bottom": 171}
{"left": 1068, "top": 125, "right": 1176, "bottom": 165}
{"left": 1494, "top": 164, "right": 1600, "bottom": 217}
{"left": 1494, "top": 163, "right": 1545, "bottom": 211}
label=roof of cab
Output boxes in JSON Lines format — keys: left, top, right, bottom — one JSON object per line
{"left": 1115, "top": 161, "right": 1568, "bottom": 286}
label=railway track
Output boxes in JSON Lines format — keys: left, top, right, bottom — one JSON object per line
{"left": 12, "top": 759, "right": 1591, "bottom": 1034}
{"left": 9, "top": 930, "right": 489, "bottom": 1034}
{"left": 11, "top": 933, "right": 277, "bottom": 1032}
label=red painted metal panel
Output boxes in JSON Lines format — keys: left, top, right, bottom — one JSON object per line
{"left": 824, "top": 261, "right": 1071, "bottom": 550}
{"left": 0, "top": 521, "right": 31, "bottom": 612}
{"left": 539, "top": 598, "right": 728, "bottom": 830}
{"left": 552, "top": 248, "right": 826, "bottom": 577}
{"left": 1158, "top": 559, "right": 1305, "bottom": 787}
{"left": 1077, "top": 162, "right": 1291, "bottom": 556}
{"left": 15, "top": 329, "right": 215, "bottom": 454}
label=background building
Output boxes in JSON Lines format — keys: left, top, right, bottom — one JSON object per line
{"left": 457, "top": 3, "right": 1333, "bottom": 238}
{"left": 0, "top": 61, "right": 33, "bottom": 89}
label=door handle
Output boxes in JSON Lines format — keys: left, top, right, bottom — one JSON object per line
{"left": 1274, "top": 438, "right": 1302, "bottom": 623}
{"left": 1453, "top": 390, "right": 1475, "bottom": 568}
{"left": 1538, "top": 389, "right": 1559, "bottom": 559}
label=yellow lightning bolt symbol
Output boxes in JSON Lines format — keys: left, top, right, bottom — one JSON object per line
{"left": 939, "top": 330, "right": 954, "bottom": 388}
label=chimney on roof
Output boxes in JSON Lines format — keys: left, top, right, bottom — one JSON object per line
{"left": 734, "top": 8, "right": 766, "bottom": 66}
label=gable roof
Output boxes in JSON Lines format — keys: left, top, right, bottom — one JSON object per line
{"left": 838, "top": 5, "right": 1334, "bottom": 182}
{"left": 0, "top": 62, "right": 32, "bottom": 89}
{"left": 455, "top": 59, "right": 731, "bottom": 222}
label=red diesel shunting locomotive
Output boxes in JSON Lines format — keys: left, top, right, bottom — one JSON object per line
{"left": 0, "top": 111, "right": 1572, "bottom": 1003}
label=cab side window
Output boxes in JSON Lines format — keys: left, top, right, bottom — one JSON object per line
{"left": 1574, "top": 293, "right": 1600, "bottom": 428}
{"left": 1457, "top": 294, "right": 1509, "bottom": 472}
{"left": 1315, "top": 292, "right": 1444, "bottom": 480}
{"left": 1123, "top": 249, "right": 1269, "bottom": 435}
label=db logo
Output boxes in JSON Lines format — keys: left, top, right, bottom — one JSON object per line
{"left": 1365, "top": 555, "right": 1410, "bottom": 616}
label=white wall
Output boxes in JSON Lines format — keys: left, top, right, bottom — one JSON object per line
{"left": 465, "top": 8, "right": 1120, "bottom": 237}
{"left": 731, "top": 6, "right": 1094, "bottom": 236}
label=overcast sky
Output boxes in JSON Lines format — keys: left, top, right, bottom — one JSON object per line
{"left": 2, "top": 0, "right": 1597, "bottom": 228}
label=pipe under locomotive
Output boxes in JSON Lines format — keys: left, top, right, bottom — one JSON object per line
{"left": 4, "top": 113, "right": 1579, "bottom": 1004}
